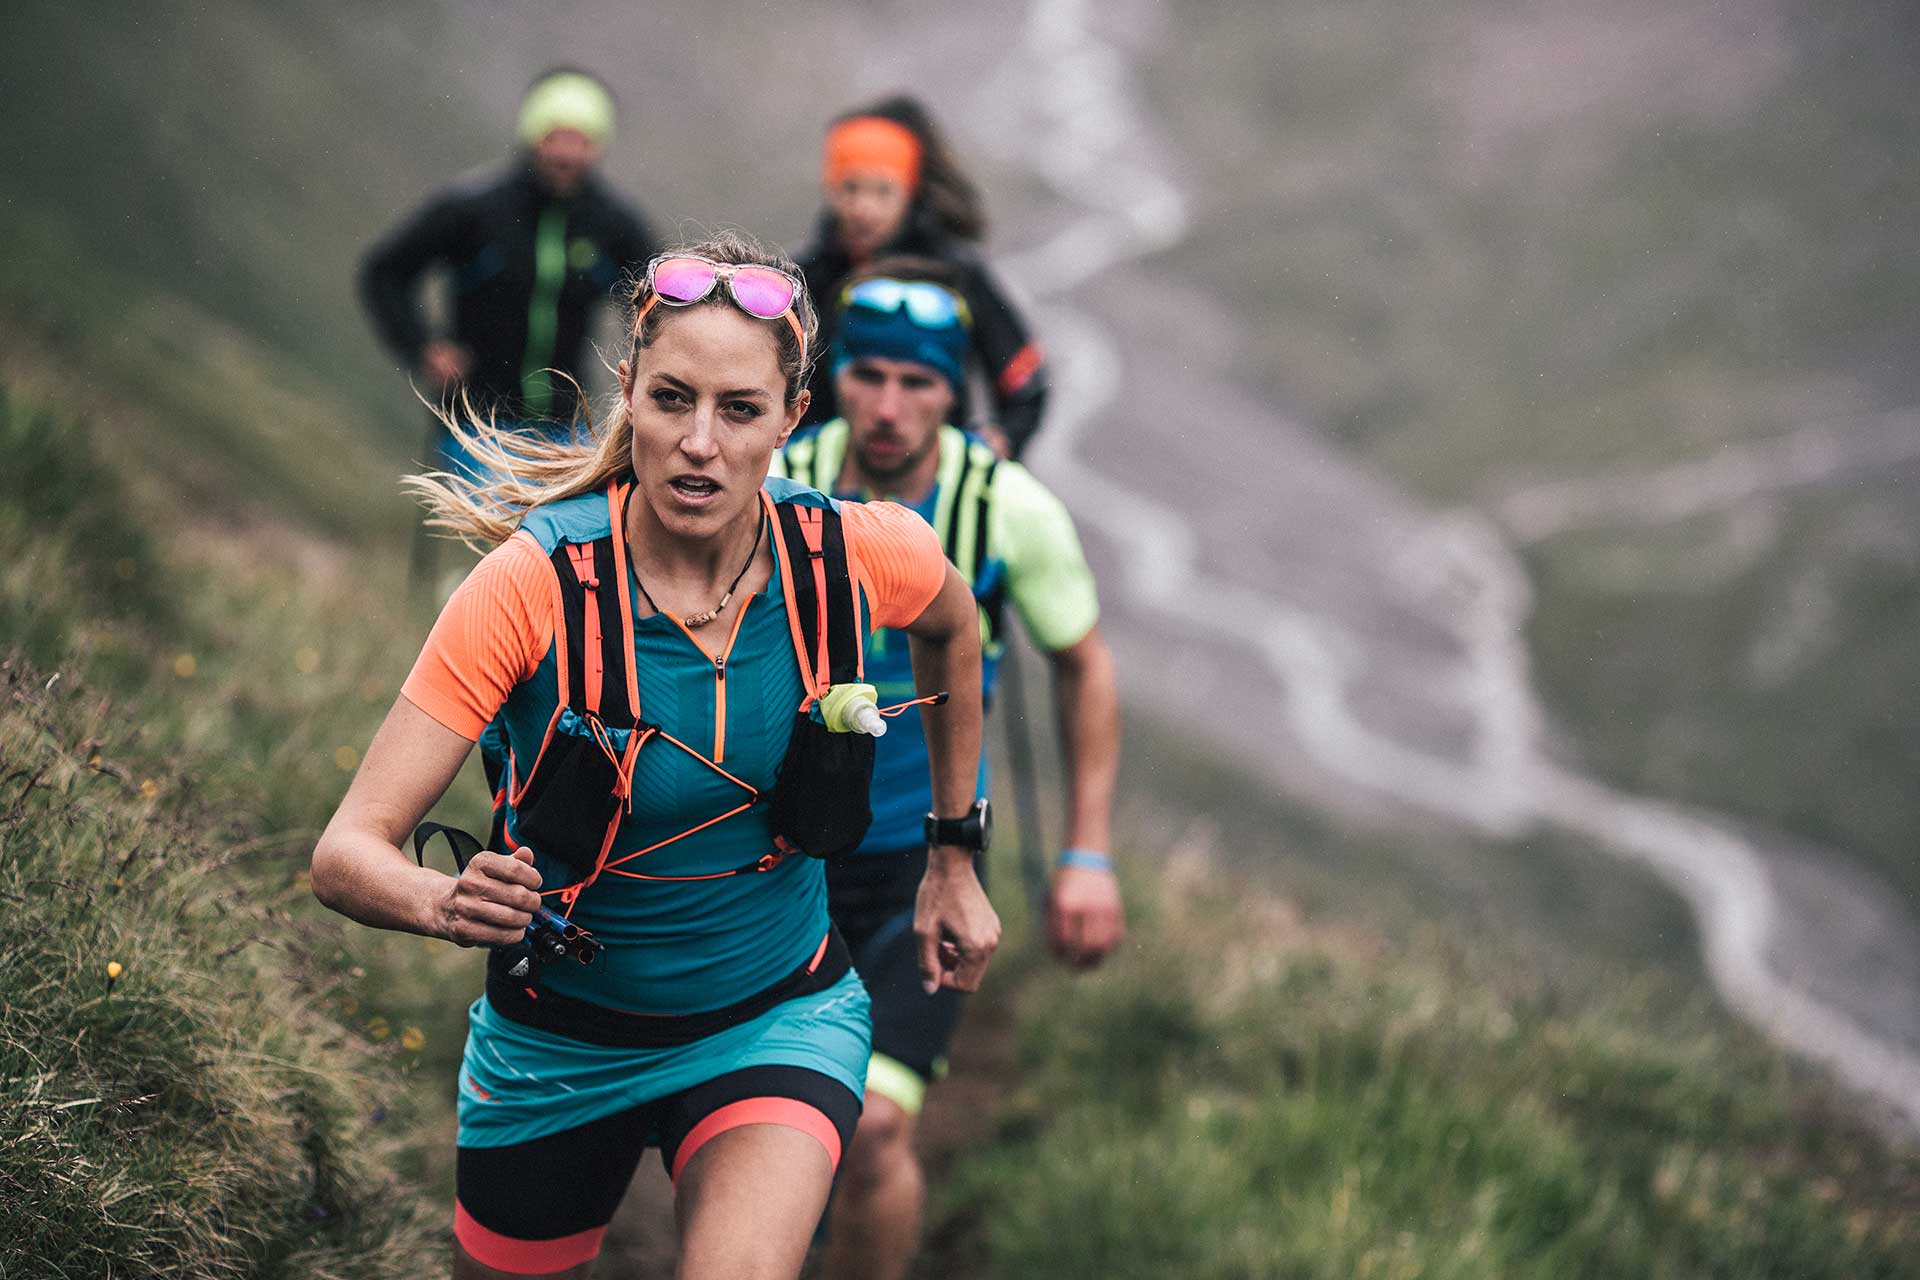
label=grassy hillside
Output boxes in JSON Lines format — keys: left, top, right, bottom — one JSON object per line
{"left": 0, "top": 378, "right": 494, "bottom": 1196}
{"left": 0, "top": 666, "right": 445, "bottom": 1279}
{"left": 0, "top": 395, "right": 445, "bottom": 1277}
{"left": 1141, "top": 0, "right": 1920, "bottom": 901}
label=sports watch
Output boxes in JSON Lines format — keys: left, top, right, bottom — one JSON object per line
{"left": 925, "top": 798, "right": 992, "bottom": 852}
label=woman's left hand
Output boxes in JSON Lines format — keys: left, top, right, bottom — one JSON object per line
{"left": 913, "top": 849, "right": 1000, "bottom": 994}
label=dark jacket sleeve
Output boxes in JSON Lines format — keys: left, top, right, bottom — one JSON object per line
{"left": 357, "top": 190, "right": 469, "bottom": 368}
{"left": 602, "top": 193, "right": 658, "bottom": 287}
{"left": 959, "top": 256, "right": 1050, "bottom": 459}
{"left": 793, "top": 237, "right": 846, "bottom": 427}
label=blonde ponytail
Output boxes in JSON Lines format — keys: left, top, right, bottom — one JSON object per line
{"left": 400, "top": 379, "right": 634, "bottom": 551}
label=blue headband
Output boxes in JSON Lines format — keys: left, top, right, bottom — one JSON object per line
{"left": 832, "top": 286, "right": 970, "bottom": 392}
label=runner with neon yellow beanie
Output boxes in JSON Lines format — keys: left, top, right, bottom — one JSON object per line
{"left": 360, "top": 67, "right": 657, "bottom": 463}
{"left": 361, "top": 67, "right": 657, "bottom": 594}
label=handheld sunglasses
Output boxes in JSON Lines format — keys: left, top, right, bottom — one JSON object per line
{"left": 633, "top": 254, "right": 807, "bottom": 359}
{"left": 841, "top": 277, "right": 972, "bottom": 330}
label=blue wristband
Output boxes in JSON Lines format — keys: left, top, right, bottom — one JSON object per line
{"left": 1055, "top": 848, "right": 1114, "bottom": 874}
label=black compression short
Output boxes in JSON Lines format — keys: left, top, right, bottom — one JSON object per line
{"left": 454, "top": 1064, "right": 859, "bottom": 1274}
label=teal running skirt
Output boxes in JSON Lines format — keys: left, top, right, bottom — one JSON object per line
{"left": 455, "top": 971, "right": 871, "bottom": 1150}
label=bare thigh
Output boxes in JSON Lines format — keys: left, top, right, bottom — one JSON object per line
{"left": 674, "top": 1123, "right": 837, "bottom": 1280}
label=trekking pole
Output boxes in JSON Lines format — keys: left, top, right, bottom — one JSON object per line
{"left": 999, "top": 635, "right": 1050, "bottom": 912}
{"left": 996, "top": 419, "right": 1051, "bottom": 913}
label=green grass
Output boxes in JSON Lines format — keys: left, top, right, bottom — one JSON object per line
{"left": 1, "top": 3, "right": 486, "bottom": 399}
{"left": 0, "top": 228, "right": 418, "bottom": 540}
{"left": 0, "top": 1, "right": 493, "bottom": 537}
{"left": 0, "top": 387, "right": 169, "bottom": 678}
{"left": 0, "top": 384, "right": 491, "bottom": 1259}
{"left": 0, "top": 654, "right": 441, "bottom": 1276}
{"left": 936, "top": 863, "right": 1920, "bottom": 1279}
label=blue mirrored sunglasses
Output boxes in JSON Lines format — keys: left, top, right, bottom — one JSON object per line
{"left": 840, "top": 278, "right": 972, "bottom": 330}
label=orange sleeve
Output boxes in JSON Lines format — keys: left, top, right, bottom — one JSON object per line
{"left": 400, "top": 534, "right": 554, "bottom": 740}
{"left": 841, "top": 498, "right": 949, "bottom": 630}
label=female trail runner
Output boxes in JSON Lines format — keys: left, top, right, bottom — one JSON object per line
{"left": 793, "top": 95, "right": 1051, "bottom": 459}
{"left": 311, "top": 232, "right": 999, "bottom": 1280}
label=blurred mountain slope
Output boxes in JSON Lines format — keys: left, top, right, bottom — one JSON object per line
{"left": 1136, "top": 0, "right": 1920, "bottom": 904}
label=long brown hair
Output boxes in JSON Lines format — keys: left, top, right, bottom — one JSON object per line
{"left": 404, "top": 231, "right": 818, "bottom": 549}
{"left": 834, "top": 95, "right": 986, "bottom": 243}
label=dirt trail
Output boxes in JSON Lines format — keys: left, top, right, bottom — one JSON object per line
{"left": 965, "top": 0, "right": 1920, "bottom": 1130}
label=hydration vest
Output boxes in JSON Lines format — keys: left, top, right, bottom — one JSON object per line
{"left": 487, "top": 475, "right": 875, "bottom": 919}
{"left": 776, "top": 421, "right": 1010, "bottom": 653}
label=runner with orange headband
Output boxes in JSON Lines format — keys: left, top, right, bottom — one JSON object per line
{"left": 312, "top": 232, "right": 998, "bottom": 1280}
{"left": 794, "top": 96, "right": 1051, "bottom": 460}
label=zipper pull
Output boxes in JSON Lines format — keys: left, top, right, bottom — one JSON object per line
{"left": 715, "top": 655, "right": 726, "bottom": 681}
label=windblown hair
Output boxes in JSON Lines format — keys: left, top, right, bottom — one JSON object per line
{"left": 836, "top": 95, "right": 987, "bottom": 243}
{"left": 403, "top": 230, "right": 818, "bottom": 549}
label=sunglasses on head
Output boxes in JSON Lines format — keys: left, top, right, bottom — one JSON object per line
{"left": 841, "top": 277, "right": 972, "bottom": 331}
{"left": 634, "top": 254, "right": 807, "bottom": 358}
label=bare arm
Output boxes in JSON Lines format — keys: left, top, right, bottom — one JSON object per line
{"left": 906, "top": 565, "right": 986, "bottom": 835}
{"left": 310, "top": 696, "right": 541, "bottom": 947}
{"left": 1044, "top": 625, "right": 1125, "bottom": 967}
{"left": 903, "top": 564, "right": 999, "bottom": 993}
{"left": 1050, "top": 626, "right": 1121, "bottom": 852}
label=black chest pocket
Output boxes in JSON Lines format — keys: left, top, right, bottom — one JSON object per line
{"left": 767, "top": 712, "right": 874, "bottom": 859}
{"left": 510, "top": 708, "right": 644, "bottom": 881}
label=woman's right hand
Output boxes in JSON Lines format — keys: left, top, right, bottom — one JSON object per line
{"left": 434, "top": 848, "right": 544, "bottom": 947}
{"left": 914, "top": 849, "right": 1001, "bottom": 994}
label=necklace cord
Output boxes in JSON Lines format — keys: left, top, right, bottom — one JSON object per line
{"left": 631, "top": 513, "right": 765, "bottom": 627}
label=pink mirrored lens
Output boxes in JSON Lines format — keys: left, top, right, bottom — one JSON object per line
{"left": 728, "top": 267, "right": 798, "bottom": 319}
{"left": 652, "top": 257, "right": 718, "bottom": 304}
